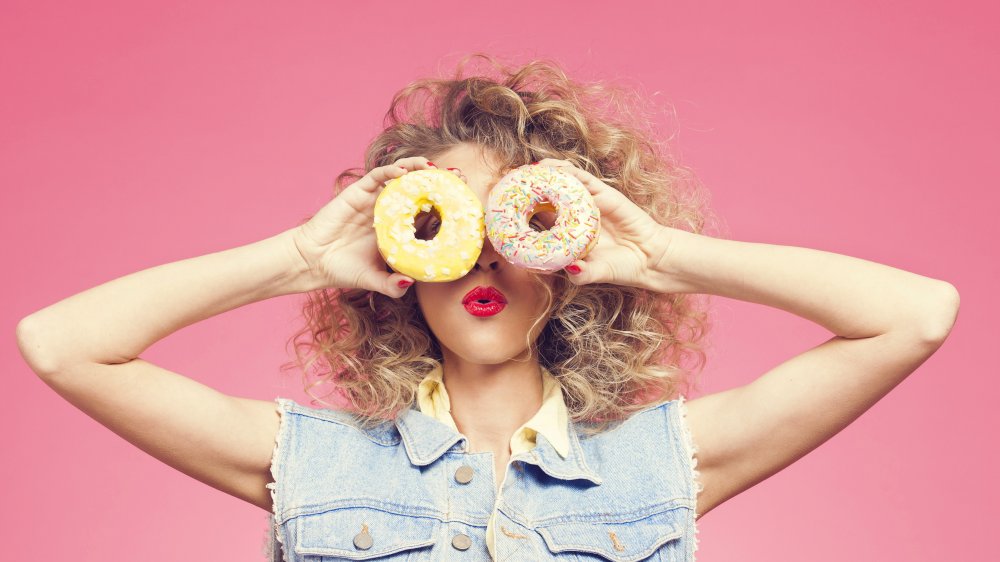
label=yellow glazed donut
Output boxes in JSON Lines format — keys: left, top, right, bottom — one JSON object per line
{"left": 486, "top": 164, "right": 601, "bottom": 272}
{"left": 373, "top": 168, "right": 485, "bottom": 282}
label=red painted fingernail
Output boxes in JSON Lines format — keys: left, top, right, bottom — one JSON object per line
{"left": 566, "top": 265, "right": 581, "bottom": 275}
{"left": 398, "top": 280, "right": 413, "bottom": 288}
{"left": 426, "top": 161, "right": 436, "bottom": 167}
{"left": 531, "top": 161, "right": 539, "bottom": 165}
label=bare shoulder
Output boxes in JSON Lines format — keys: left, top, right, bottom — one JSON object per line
{"left": 678, "top": 388, "right": 744, "bottom": 520}
{"left": 680, "top": 329, "right": 947, "bottom": 520}
{"left": 230, "top": 396, "right": 284, "bottom": 507}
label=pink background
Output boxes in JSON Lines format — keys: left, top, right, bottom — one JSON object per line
{"left": 3, "top": 1, "right": 995, "bottom": 559}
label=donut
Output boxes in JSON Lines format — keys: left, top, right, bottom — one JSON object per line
{"left": 373, "top": 168, "right": 485, "bottom": 282}
{"left": 486, "top": 164, "right": 601, "bottom": 272}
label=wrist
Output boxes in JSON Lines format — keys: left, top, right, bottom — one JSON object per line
{"left": 644, "top": 227, "right": 712, "bottom": 294}
{"left": 273, "top": 227, "right": 324, "bottom": 294}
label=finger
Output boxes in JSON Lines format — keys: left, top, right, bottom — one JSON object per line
{"left": 361, "top": 268, "right": 415, "bottom": 299}
{"left": 564, "top": 259, "right": 608, "bottom": 286}
{"left": 394, "top": 156, "right": 437, "bottom": 171}
{"left": 354, "top": 157, "right": 438, "bottom": 194}
{"left": 535, "top": 159, "right": 638, "bottom": 217}
{"left": 535, "top": 158, "right": 609, "bottom": 194}
{"left": 445, "top": 167, "right": 467, "bottom": 182}
{"left": 352, "top": 164, "right": 410, "bottom": 194}
{"left": 540, "top": 161, "right": 611, "bottom": 195}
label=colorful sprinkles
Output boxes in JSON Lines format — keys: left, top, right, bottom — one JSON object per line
{"left": 485, "top": 164, "right": 601, "bottom": 272}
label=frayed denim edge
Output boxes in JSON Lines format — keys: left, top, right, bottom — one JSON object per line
{"left": 263, "top": 397, "right": 292, "bottom": 562}
{"left": 676, "top": 394, "right": 704, "bottom": 560}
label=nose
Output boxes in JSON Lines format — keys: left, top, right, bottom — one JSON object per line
{"left": 473, "top": 239, "right": 502, "bottom": 272}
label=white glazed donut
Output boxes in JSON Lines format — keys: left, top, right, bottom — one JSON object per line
{"left": 485, "top": 164, "right": 600, "bottom": 272}
{"left": 373, "top": 169, "right": 485, "bottom": 282}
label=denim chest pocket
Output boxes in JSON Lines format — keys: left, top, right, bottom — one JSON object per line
{"left": 536, "top": 507, "right": 690, "bottom": 562}
{"left": 292, "top": 507, "right": 440, "bottom": 561}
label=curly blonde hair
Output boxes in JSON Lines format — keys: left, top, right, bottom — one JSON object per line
{"left": 281, "top": 53, "right": 718, "bottom": 435}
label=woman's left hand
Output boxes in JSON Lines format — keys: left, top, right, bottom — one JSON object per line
{"left": 535, "top": 158, "right": 678, "bottom": 291}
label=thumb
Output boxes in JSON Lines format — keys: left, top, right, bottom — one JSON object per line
{"left": 362, "top": 269, "right": 414, "bottom": 299}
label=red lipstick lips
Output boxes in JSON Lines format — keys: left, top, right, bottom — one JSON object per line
{"left": 462, "top": 286, "right": 507, "bottom": 317}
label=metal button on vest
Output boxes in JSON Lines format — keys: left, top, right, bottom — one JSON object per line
{"left": 455, "top": 464, "right": 474, "bottom": 484}
{"left": 451, "top": 533, "right": 472, "bottom": 550}
{"left": 353, "top": 530, "right": 373, "bottom": 550}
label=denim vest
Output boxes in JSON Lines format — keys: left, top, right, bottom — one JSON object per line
{"left": 264, "top": 395, "right": 701, "bottom": 561}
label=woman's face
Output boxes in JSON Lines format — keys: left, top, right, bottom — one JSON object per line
{"left": 412, "top": 143, "right": 558, "bottom": 365}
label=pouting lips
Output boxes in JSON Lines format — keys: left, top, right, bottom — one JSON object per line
{"left": 462, "top": 286, "right": 508, "bottom": 306}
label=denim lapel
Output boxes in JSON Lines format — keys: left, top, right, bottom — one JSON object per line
{"left": 523, "top": 422, "right": 603, "bottom": 485}
{"left": 394, "top": 402, "right": 468, "bottom": 466}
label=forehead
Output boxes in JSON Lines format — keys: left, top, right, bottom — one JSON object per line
{"left": 433, "top": 143, "right": 509, "bottom": 204}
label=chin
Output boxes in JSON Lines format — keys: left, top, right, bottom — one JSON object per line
{"left": 442, "top": 332, "right": 535, "bottom": 365}
{"left": 448, "top": 347, "right": 532, "bottom": 366}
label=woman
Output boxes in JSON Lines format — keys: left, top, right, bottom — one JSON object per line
{"left": 16, "top": 54, "right": 959, "bottom": 561}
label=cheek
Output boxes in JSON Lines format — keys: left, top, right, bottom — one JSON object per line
{"left": 523, "top": 277, "right": 558, "bottom": 313}
{"left": 414, "top": 284, "right": 453, "bottom": 315}
{"left": 413, "top": 285, "right": 432, "bottom": 308}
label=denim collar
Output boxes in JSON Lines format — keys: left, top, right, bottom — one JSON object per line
{"left": 394, "top": 402, "right": 603, "bottom": 485}
{"left": 415, "top": 361, "right": 572, "bottom": 459}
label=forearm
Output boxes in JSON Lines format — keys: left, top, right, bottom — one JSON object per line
{"left": 17, "top": 227, "right": 316, "bottom": 373}
{"left": 654, "top": 229, "right": 959, "bottom": 340}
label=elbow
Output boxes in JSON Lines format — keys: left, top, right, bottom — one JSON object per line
{"left": 914, "top": 281, "right": 960, "bottom": 345}
{"left": 16, "top": 315, "right": 63, "bottom": 378}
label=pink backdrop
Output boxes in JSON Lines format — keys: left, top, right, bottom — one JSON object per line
{"left": 3, "top": 1, "right": 994, "bottom": 559}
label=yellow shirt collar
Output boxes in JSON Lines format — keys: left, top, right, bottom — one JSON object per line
{"left": 416, "top": 361, "right": 570, "bottom": 459}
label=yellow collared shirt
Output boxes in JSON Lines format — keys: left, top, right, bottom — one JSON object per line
{"left": 415, "top": 362, "right": 570, "bottom": 560}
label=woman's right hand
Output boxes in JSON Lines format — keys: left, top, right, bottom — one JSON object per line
{"left": 290, "top": 156, "right": 436, "bottom": 298}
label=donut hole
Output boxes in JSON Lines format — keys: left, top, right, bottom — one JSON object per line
{"left": 413, "top": 206, "right": 443, "bottom": 241}
{"left": 528, "top": 200, "right": 558, "bottom": 232}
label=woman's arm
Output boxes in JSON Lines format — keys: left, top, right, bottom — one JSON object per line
{"left": 15, "top": 228, "right": 317, "bottom": 510}
{"left": 15, "top": 158, "right": 429, "bottom": 511}
{"left": 508, "top": 158, "right": 959, "bottom": 519}
{"left": 652, "top": 229, "right": 959, "bottom": 518}
{"left": 17, "top": 228, "right": 314, "bottom": 371}
{"left": 653, "top": 230, "right": 958, "bottom": 340}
